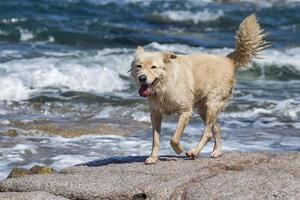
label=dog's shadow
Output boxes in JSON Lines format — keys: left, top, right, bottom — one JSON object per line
{"left": 78, "top": 155, "right": 192, "bottom": 167}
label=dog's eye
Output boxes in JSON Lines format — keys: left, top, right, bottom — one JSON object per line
{"left": 136, "top": 65, "right": 142, "bottom": 69}
{"left": 151, "top": 65, "right": 157, "bottom": 69}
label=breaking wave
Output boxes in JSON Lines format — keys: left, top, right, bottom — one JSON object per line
{"left": 1, "top": 43, "right": 300, "bottom": 101}
{"left": 155, "top": 9, "right": 223, "bottom": 24}
{"left": 0, "top": 48, "right": 132, "bottom": 101}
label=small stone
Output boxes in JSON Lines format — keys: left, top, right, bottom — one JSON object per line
{"left": 7, "top": 166, "right": 56, "bottom": 179}
{"left": 30, "top": 166, "right": 56, "bottom": 175}
{"left": 6, "top": 129, "right": 18, "bottom": 137}
{"left": 7, "top": 168, "right": 30, "bottom": 179}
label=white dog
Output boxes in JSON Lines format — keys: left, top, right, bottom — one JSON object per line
{"left": 130, "top": 14, "right": 269, "bottom": 164}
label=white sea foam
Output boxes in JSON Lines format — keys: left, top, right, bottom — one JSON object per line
{"left": 94, "top": 105, "right": 150, "bottom": 122}
{"left": 10, "top": 144, "right": 38, "bottom": 154}
{"left": 146, "top": 42, "right": 204, "bottom": 54}
{"left": 50, "top": 155, "right": 95, "bottom": 169}
{"left": 0, "top": 119, "right": 10, "bottom": 125}
{"left": 48, "top": 36, "right": 55, "bottom": 42}
{"left": 31, "top": 65, "right": 125, "bottom": 92}
{"left": 94, "top": 106, "right": 131, "bottom": 119}
{"left": 0, "top": 52, "right": 129, "bottom": 101}
{"left": 222, "top": 99, "right": 300, "bottom": 120}
{"left": 0, "top": 77, "right": 30, "bottom": 101}
{"left": 18, "top": 28, "right": 34, "bottom": 41}
{"left": 132, "top": 111, "right": 150, "bottom": 122}
{"left": 94, "top": 48, "right": 134, "bottom": 76}
{"left": 260, "top": 48, "right": 300, "bottom": 71}
{"left": 1, "top": 18, "right": 27, "bottom": 24}
{"left": 222, "top": 108, "right": 271, "bottom": 119}
{"left": 158, "top": 9, "right": 223, "bottom": 24}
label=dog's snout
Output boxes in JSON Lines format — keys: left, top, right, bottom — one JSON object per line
{"left": 139, "top": 75, "right": 147, "bottom": 83}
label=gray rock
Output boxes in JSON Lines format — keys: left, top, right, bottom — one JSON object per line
{"left": 0, "top": 191, "right": 68, "bottom": 200}
{"left": 0, "top": 152, "right": 299, "bottom": 200}
{"left": 7, "top": 166, "right": 56, "bottom": 179}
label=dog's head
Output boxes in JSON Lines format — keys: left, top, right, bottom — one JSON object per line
{"left": 129, "top": 46, "right": 177, "bottom": 97}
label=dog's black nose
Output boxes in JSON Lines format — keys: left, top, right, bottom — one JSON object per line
{"left": 139, "top": 75, "right": 147, "bottom": 83}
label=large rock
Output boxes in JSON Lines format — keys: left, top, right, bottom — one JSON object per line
{"left": 0, "top": 152, "right": 299, "bottom": 200}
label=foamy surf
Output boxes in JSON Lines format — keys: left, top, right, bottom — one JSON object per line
{"left": 0, "top": 51, "right": 130, "bottom": 101}
{"left": 0, "top": 77, "right": 30, "bottom": 101}
{"left": 156, "top": 9, "right": 223, "bottom": 24}
{"left": 1, "top": 44, "right": 300, "bottom": 101}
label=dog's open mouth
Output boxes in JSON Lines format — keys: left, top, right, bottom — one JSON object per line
{"left": 138, "top": 78, "right": 159, "bottom": 97}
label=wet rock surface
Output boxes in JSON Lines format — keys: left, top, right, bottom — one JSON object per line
{"left": 7, "top": 166, "right": 56, "bottom": 179}
{"left": 5, "top": 130, "right": 18, "bottom": 137}
{"left": 1, "top": 119, "right": 149, "bottom": 137}
{"left": 0, "top": 152, "right": 299, "bottom": 200}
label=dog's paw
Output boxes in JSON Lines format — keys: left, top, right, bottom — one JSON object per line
{"left": 186, "top": 149, "right": 198, "bottom": 159}
{"left": 144, "top": 156, "right": 158, "bottom": 164}
{"left": 210, "top": 149, "right": 222, "bottom": 158}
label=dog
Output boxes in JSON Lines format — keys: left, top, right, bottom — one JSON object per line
{"left": 130, "top": 14, "right": 269, "bottom": 164}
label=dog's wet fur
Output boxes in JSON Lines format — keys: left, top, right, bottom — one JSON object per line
{"left": 130, "top": 14, "right": 269, "bottom": 164}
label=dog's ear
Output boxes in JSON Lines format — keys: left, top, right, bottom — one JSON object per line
{"left": 135, "top": 46, "right": 144, "bottom": 56}
{"left": 163, "top": 52, "right": 177, "bottom": 63}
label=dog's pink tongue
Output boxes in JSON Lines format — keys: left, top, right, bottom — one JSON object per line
{"left": 138, "top": 85, "right": 151, "bottom": 97}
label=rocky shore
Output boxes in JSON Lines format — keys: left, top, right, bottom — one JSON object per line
{"left": 0, "top": 152, "right": 299, "bottom": 200}
{"left": 1, "top": 118, "right": 149, "bottom": 138}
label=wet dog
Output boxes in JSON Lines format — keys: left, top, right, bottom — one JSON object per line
{"left": 130, "top": 14, "right": 269, "bottom": 164}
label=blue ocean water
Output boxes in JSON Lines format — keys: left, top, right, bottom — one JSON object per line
{"left": 0, "top": 0, "right": 299, "bottom": 179}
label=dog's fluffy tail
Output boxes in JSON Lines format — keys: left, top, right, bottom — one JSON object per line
{"left": 227, "top": 14, "right": 269, "bottom": 68}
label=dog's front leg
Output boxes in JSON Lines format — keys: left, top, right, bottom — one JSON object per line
{"left": 170, "top": 111, "right": 192, "bottom": 155}
{"left": 145, "top": 110, "right": 162, "bottom": 164}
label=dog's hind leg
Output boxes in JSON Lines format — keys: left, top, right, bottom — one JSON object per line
{"left": 145, "top": 110, "right": 162, "bottom": 164}
{"left": 170, "top": 110, "right": 192, "bottom": 155}
{"left": 186, "top": 102, "right": 219, "bottom": 158}
{"left": 210, "top": 122, "right": 222, "bottom": 158}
